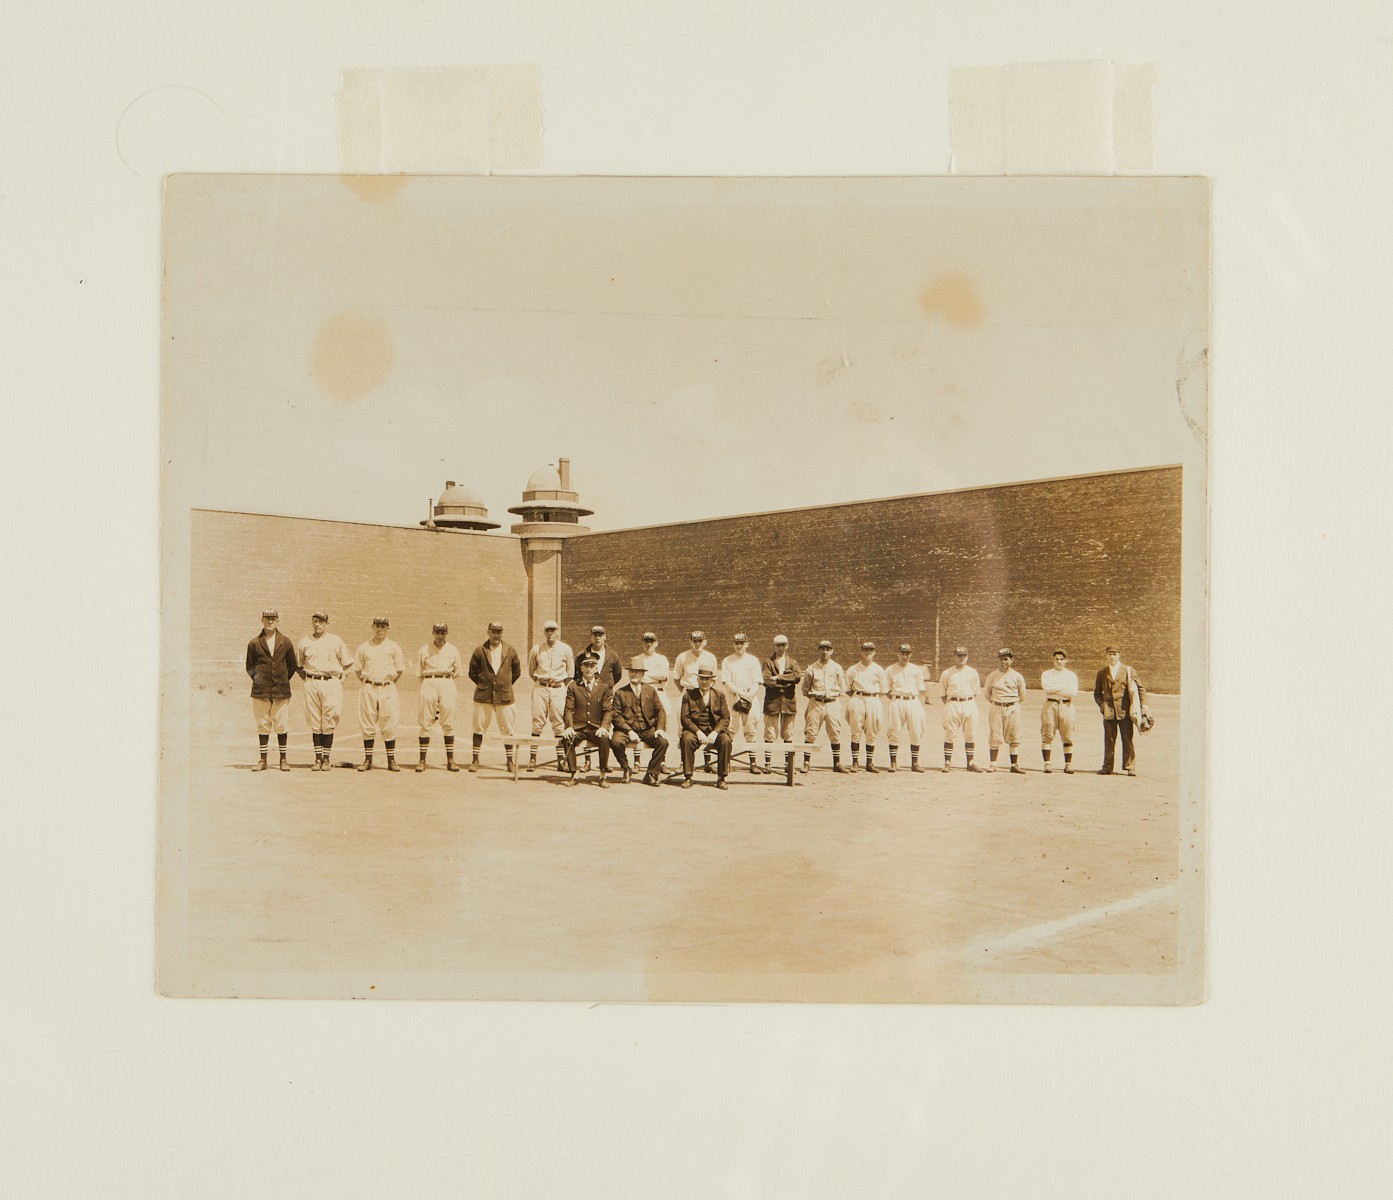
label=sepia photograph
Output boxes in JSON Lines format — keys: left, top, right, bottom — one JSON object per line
{"left": 159, "top": 173, "right": 1208, "bottom": 1002}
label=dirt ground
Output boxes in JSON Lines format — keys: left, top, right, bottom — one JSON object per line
{"left": 165, "top": 687, "right": 1193, "bottom": 1002}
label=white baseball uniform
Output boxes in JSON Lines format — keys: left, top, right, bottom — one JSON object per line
{"left": 844, "top": 661, "right": 889, "bottom": 743}
{"left": 1040, "top": 666, "right": 1080, "bottom": 745}
{"left": 417, "top": 642, "right": 462, "bottom": 735}
{"left": 297, "top": 631, "right": 353, "bottom": 733}
{"left": 354, "top": 639, "right": 405, "bottom": 738}
{"left": 720, "top": 651, "right": 764, "bottom": 741}
{"left": 802, "top": 660, "right": 847, "bottom": 744}
{"left": 939, "top": 664, "right": 981, "bottom": 741}
{"left": 885, "top": 661, "right": 928, "bottom": 746}
{"left": 984, "top": 667, "right": 1027, "bottom": 749}
{"left": 529, "top": 639, "right": 574, "bottom": 736}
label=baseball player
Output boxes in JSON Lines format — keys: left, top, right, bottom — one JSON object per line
{"left": 610, "top": 656, "right": 669, "bottom": 786}
{"left": 885, "top": 643, "right": 929, "bottom": 772}
{"left": 353, "top": 617, "right": 405, "bottom": 772}
{"left": 801, "top": 640, "right": 848, "bottom": 773}
{"left": 844, "top": 641, "right": 889, "bottom": 772}
{"left": 246, "top": 608, "right": 298, "bottom": 772}
{"left": 638, "top": 631, "right": 672, "bottom": 722}
{"left": 296, "top": 610, "right": 352, "bottom": 772}
{"left": 525, "top": 619, "right": 573, "bottom": 772}
{"left": 983, "top": 648, "right": 1028, "bottom": 773}
{"left": 416, "top": 622, "right": 462, "bottom": 772}
{"left": 468, "top": 622, "right": 522, "bottom": 773}
{"left": 1040, "top": 648, "right": 1080, "bottom": 774}
{"left": 939, "top": 646, "right": 984, "bottom": 772}
{"left": 720, "top": 632, "right": 764, "bottom": 770}
{"left": 760, "top": 634, "right": 802, "bottom": 773}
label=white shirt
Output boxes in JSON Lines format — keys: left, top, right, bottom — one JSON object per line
{"left": 1109, "top": 661, "right": 1123, "bottom": 681}
{"left": 488, "top": 643, "right": 502, "bottom": 673}
{"left": 984, "top": 668, "right": 1027, "bottom": 704}
{"left": 298, "top": 632, "right": 352, "bottom": 676}
{"left": 673, "top": 648, "right": 718, "bottom": 688}
{"left": 354, "top": 639, "right": 405, "bottom": 683}
{"left": 720, "top": 652, "right": 763, "bottom": 697}
{"left": 940, "top": 664, "right": 981, "bottom": 700}
{"left": 846, "top": 661, "right": 889, "bottom": 696}
{"left": 640, "top": 651, "right": 670, "bottom": 686}
{"left": 886, "top": 662, "right": 926, "bottom": 698}
{"left": 530, "top": 640, "right": 574, "bottom": 683}
{"left": 803, "top": 660, "right": 846, "bottom": 699}
{"left": 419, "top": 642, "right": 462, "bottom": 678}
{"left": 1040, "top": 667, "right": 1079, "bottom": 699}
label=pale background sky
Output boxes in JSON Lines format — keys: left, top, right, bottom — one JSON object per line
{"left": 164, "top": 175, "right": 1205, "bottom": 531}
{"left": 6, "top": 2, "right": 1392, "bottom": 1197}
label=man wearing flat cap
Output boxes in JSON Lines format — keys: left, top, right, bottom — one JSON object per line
{"left": 984, "top": 648, "right": 1028, "bottom": 774}
{"left": 468, "top": 622, "right": 522, "bottom": 773}
{"left": 1093, "top": 646, "right": 1149, "bottom": 776}
{"left": 638, "top": 631, "right": 673, "bottom": 723}
{"left": 801, "top": 640, "right": 848, "bottom": 774}
{"left": 885, "top": 644, "right": 929, "bottom": 772}
{"left": 761, "top": 634, "right": 802, "bottom": 773}
{"left": 845, "top": 641, "right": 889, "bottom": 772}
{"left": 610, "top": 656, "right": 669, "bottom": 786}
{"left": 672, "top": 630, "right": 718, "bottom": 691}
{"left": 526, "top": 620, "right": 573, "bottom": 772}
{"left": 353, "top": 617, "right": 405, "bottom": 772}
{"left": 562, "top": 653, "right": 616, "bottom": 786}
{"left": 680, "top": 665, "right": 732, "bottom": 789}
{"left": 246, "top": 608, "right": 299, "bottom": 772}
{"left": 296, "top": 611, "right": 352, "bottom": 771}
{"left": 720, "top": 633, "right": 764, "bottom": 769}
{"left": 416, "top": 622, "right": 462, "bottom": 772}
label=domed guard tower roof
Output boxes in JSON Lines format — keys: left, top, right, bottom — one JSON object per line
{"left": 422, "top": 480, "right": 500, "bottom": 531}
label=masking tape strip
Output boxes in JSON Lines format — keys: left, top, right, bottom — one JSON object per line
{"left": 950, "top": 61, "right": 1155, "bottom": 174}
{"left": 337, "top": 64, "right": 543, "bottom": 174}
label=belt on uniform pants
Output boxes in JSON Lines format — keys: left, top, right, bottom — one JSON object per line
{"left": 947, "top": 696, "right": 974, "bottom": 702}
{"left": 422, "top": 674, "right": 453, "bottom": 679}
{"left": 1046, "top": 698, "right": 1072, "bottom": 704}
{"left": 992, "top": 700, "right": 1018, "bottom": 707}
{"left": 538, "top": 681, "right": 565, "bottom": 687}
{"left": 809, "top": 695, "right": 837, "bottom": 703}
{"left": 305, "top": 673, "right": 338, "bottom": 680}
{"left": 849, "top": 691, "right": 881, "bottom": 697}
{"left": 365, "top": 680, "right": 394, "bottom": 687}
{"left": 890, "top": 694, "right": 917, "bottom": 699}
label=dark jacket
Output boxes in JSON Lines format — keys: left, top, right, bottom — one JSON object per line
{"left": 565, "top": 679, "right": 614, "bottom": 730}
{"left": 246, "top": 630, "right": 298, "bottom": 700}
{"left": 761, "top": 653, "right": 804, "bottom": 715}
{"left": 469, "top": 642, "right": 522, "bottom": 705}
{"left": 612, "top": 682, "right": 667, "bottom": 736}
{"left": 1093, "top": 664, "right": 1146, "bottom": 720}
{"left": 574, "top": 643, "right": 624, "bottom": 686}
{"left": 681, "top": 687, "right": 731, "bottom": 736}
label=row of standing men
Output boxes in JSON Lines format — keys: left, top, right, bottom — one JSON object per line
{"left": 245, "top": 613, "right": 1150, "bottom": 780}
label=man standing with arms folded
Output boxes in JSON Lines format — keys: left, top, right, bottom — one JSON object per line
{"left": 468, "top": 621, "right": 522, "bottom": 774}
{"left": 610, "top": 656, "right": 669, "bottom": 786}
{"left": 801, "top": 640, "right": 848, "bottom": 774}
{"left": 562, "top": 654, "right": 616, "bottom": 787}
{"left": 525, "top": 619, "right": 572, "bottom": 773}
{"left": 353, "top": 617, "right": 405, "bottom": 772}
{"left": 844, "top": 641, "right": 889, "bottom": 773}
{"left": 761, "top": 634, "right": 802, "bottom": 774}
{"left": 415, "top": 622, "right": 462, "bottom": 772}
{"left": 984, "top": 648, "right": 1028, "bottom": 774}
{"left": 639, "top": 631, "right": 672, "bottom": 723}
{"left": 247, "top": 608, "right": 298, "bottom": 772}
{"left": 680, "top": 665, "right": 732, "bottom": 790}
{"left": 1093, "top": 646, "right": 1149, "bottom": 776}
{"left": 939, "top": 646, "right": 984, "bottom": 773}
{"left": 297, "top": 610, "right": 352, "bottom": 772}
{"left": 720, "top": 632, "right": 764, "bottom": 772}
{"left": 1040, "top": 648, "right": 1079, "bottom": 774}
{"left": 885, "top": 643, "right": 929, "bottom": 773}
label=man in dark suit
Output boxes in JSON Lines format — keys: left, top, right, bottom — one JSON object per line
{"left": 610, "top": 656, "right": 669, "bottom": 786}
{"left": 573, "top": 624, "right": 623, "bottom": 687}
{"left": 246, "top": 608, "right": 299, "bottom": 772}
{"left": 467, "top": 621, "right": 523, "bottom": 773}
{"left": 761, "top": 633, "right": 803, "bottom": 772}
{"left": 562, "top": 654, "right": 616, "bottom": 786}
{"left": 1093, "top": 645, "right": 1149, "bottom": 776}
{"left": 680, "top": 665, "right": 732, "bottom": 790}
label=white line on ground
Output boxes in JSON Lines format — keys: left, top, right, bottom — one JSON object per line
{"left": 962, "top": 882, "right": 1179, "bottom": 961}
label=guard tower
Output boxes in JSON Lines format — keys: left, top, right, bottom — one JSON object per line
{"left": 509, "top": 458, "right": 592, "bottom": 648}
{"left": 420, "top": 481, "right": 500, "bottom": 531}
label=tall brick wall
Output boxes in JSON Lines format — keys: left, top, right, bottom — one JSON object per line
{"left": 190, "top": 511, "right": 529, "bottom": 689}
{"left": 561, "top": 467, "right": 1184, "bottom": 692}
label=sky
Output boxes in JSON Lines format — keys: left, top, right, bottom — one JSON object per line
{"left": 162, "top": 174, "right": 1207, "bottom": 532}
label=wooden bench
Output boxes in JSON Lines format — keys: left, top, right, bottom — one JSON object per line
{"left": 487, "top": 735, "right": 565, "bottom": 782}
{"left": 662, "top": 741, "right": 821, "bottom": 787}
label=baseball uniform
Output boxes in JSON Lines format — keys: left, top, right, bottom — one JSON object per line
{"left": 983, "top": 665, "right": 1027, "bottom": 768}
{"left": 844, "top": 660, "right": 889, "bottom": 770}
{"left": 939, "top": 662, "right": 982, "bottom": 769}
{"left": 297, "top": 628, "right": 352, "bottom": 769}
{"left": 526, "top": 636, "right": 573, "bottom": 769}
{"left": 1039, "top": 664, "right": 1080, "bottom": 771}
{"left": 354, "top": 636, "right": 405, "bottom": 769}
{"left": 416, "top": 639, "right": 462, "bottom": 769}
{"left": 885, "top": 661, "right": 928, "bottom": 769}
{"left": 720, "top": 650, "right": 764, "bottom": 743}
{"left": 801, "top": 658, "right": 847, "bottom": 770}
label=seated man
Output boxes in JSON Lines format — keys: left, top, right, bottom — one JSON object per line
{"left": 610, "top": 656, "right": 669, "bottom": 786}
{"left": 562, "top": 654, "right": 616, "bottom": 787}
{"left": 679, "top": 665, "right": 732, "bottom": 790}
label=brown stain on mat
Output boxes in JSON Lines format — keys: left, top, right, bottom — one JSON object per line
{"left": 918, "top": 272, "right": 986, "bottom": 326}
{"left": 310, "top": 311, "right": 395, "bottom": 402}
{"left": 338, "top": 175, "right": 409, "bottom": 202}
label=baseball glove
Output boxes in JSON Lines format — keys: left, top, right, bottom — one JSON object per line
{"left": 1138, "top": 710, "right": 1155, "bottom": 734}
{"left": 733, "top": 697, "right": 752, "bottom": 714}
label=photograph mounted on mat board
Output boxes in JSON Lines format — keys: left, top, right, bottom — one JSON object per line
{"left": 158, "top": 174, "right": 1208, "bottom": 1003}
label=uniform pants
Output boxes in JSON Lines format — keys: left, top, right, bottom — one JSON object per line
{"left": 472, "top": 702, "right": 515, "bottom": 735}
{"left": 726, "top": 691, "right": 761, "bottom": 741}
{"left": 941, "top": 699, "right": 978, "bottom": 742}
{"left": 1102, "top": 717, "right": 1136, "bottom": 771}
{"left": 886, "top": 698, "right": 925, "bottom": 746}
{"left": 988, "top": 703, "right": 1022, "bottom": 749}
{"left": 804, "top": 698, "right": 843, "bottom": 744}
{"left": 303, "top": 678, "right": 343, "bottom": 733}
{"left": 253, "top": 697, "right": 290, "bottom": 734}
{"left": 531, "top": 684, "right": 566, "bottom": 736}
{"left": 1040, "top": 699, "right": 1076, "bottom": 745}
{"left": 563, "top": 728, "right": 612, "bottom": 773}
{"left": 763, "top": 710, "right": 797, "bottom": 742}
{"left": 417, "top": 678, "right": 457, "bottom": 736}
{"left": 610, "top": 728, "right": 668, "bottom": 776}
{"left": 680, "top": 730, "right": 732, "bottom": 777}
{"left": 845, "top": 695, "right": 885, "bottom": 743}
{"left": 358, "top": 684, "right": 399, "bottom": 739}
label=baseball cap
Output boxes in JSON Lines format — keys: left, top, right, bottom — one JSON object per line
{"left": 543, "top": 620, "right": 559, "bottom": 631}
{"left": 311, "top": 610, "right": 328, "bottom": 622}
{"left": 591, "top": 625, "right": 606, "bottom": 635}
{"left": 898, "top": 643, "right": 912, "bottom": 653}
{"left": 1105, "top": 645, "right": 1119, "bottom": 654}
{"left": 773, "top": 634, "right": 789, "bottom": 645}
{"left": 861, "top": 641, "right": 876, "bottom": 651}
{"left": 628, "top": 656, "right": 647, "bottom": 671}
{"left": 642, "top": 631, "right": 656, "bottom": 641}
{"left": 488, "top": 621, "right": 503, "bottom": 632}
{"left": 954, "top": 646, "right": 969, "bottom": 656}
{"left": 998, "top": 647, "right": 1014, "bottom": 658}
{"left": 733, "top": 633, "right": 748, "bottom": 643}
{"left": 1053, "top": 648, "right": 1068, "bottom": 657}
{"left": 262, "top": 608, "right": 278, "bottom": 619}
{"left": 817, "top": 639, "right": 832, "bottom": 650}
{"left": 690, "top": 630, "right": 706, "bottom": 641}
{"left": 432, "top": 622, "right": 448, "bottom": 633}
{"left": 372, "top": 616, "right": 389, "bottom": 627}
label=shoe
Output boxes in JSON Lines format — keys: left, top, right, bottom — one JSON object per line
{"left": 564, "top": 775, "right": 578, "bottom": 787}
{"left": 1097, "top": 768, "right": 1113, "bottom": 775}
{"left": 253, "top": 759, "right": 267, "bottom": 772}
{"left": 704, "top": 762, "right": 715, "bottom": 774}
{"left": 621, "top": 770, "right": 631, "bottom": 785}
{"left": 799, "top": 762, "right": 811, "bottom": 774}
{"left": 1043, "top": 764, "right": 1053, "bottom": 774}
{"left": 416, "top": 761, "right": 426, "bottom": 773}
{"left": 644, "top": 774, "right": 659, "bottom": 787}
{"left": 716, "top": 779, "right": 729, "bottom": 790}
{"left": 942, "top": 764, "right": 951, "bottom": 773}
{"left": 912, "top": 765, "right": 925, "bottom": 773}
{"left": 866, "top": 764, "right": 879, "bottom": 774}
{"left": 357, "top": 761, "right": 372, "bottom": 772}
{"left": 1010, "top": 765, "right": 1026, "bottom": 775}
{"left": 526, "top": 762, "right": 536, "bottom": 773}
{"left": 750, "top": 763, "right": 760, "bottom": 774}
{"left": 278, "top": 758, "right": 289, "bottom": 772}
{"left": 387, "top": 761, "right": 400, "bottom": 772}
{"left": 681, "top": 778, "right": 693, "bottom": 789}
{"left": 469, "top": 760, "right": 479, "bottom": 772}
{"left": 598, "top": 775, "right": 610, "bottom": 789}
{"left": 1063, "top": 765, "right": 1074, "bottom": 774}
{"left": 1126, "top": 768, "right": 1137, "bottom": 777}
{"left": 847, "top": 762, "right": 859, "bottom": 773}
{"left": 833, "top": 764, "right": 848, "bottom": 774}
{"left": 967, "top": 764, "right": 985, "bottom": 773}
{"left": 986, "top": 764, "right": 997, "bottom": 773}
{"left": 448, "top": 761, "right": 460, "bottom": 772}
{"left": 887, "top": 764, "right": 898, "bottom": 773}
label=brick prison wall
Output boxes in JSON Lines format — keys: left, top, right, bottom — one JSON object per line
{"left": 561, "top": 467, "right": 1184, "bottom": 693}
{"left": 190, "top": 511, "right": 529, "bottom": 695}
